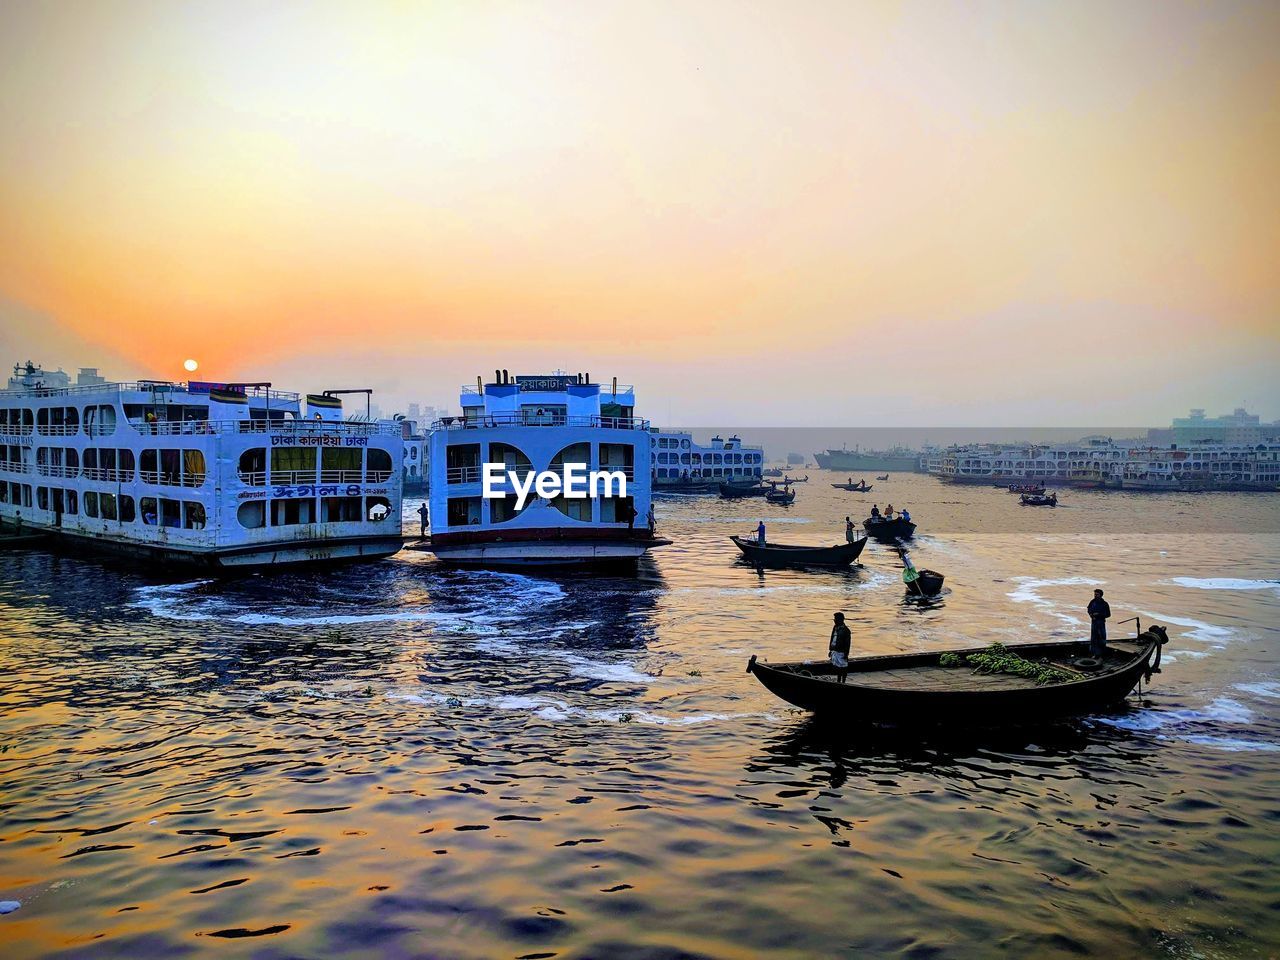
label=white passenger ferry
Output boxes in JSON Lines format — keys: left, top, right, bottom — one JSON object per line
{"left": 650, "top": 430, "right": 764, "bottom": 489}
{"left": 0, "top": 362, "right": 404, "bottom": 569}
{"left": 426, "top": 371, "right": 668, "bottom": 566}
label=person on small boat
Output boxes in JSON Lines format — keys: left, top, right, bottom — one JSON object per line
{"left": 757, "top": 520, "right": 766, "bottom": 546}
{"left": 900, "top": 508, "right": 911, "bottom": 524}
{"left": 647, "top": 503, "right": 656, "bottom": 535}
{"left": 870, "top": 505, "right": 880, "bottom": 519}
{"left": 845, "top": 516, "right": 856, "bottom": 543}
{"left": 885, "top": 504, "right": 894, "bottom": 517}
{"left": 829, "top": 612, "right": 851, "bottom": 683}
{"left": 1088, "top": 589, "right": 1110, "bottom": 655}
{"left": 417, "top": 501, "right": 429, "bottom": 538}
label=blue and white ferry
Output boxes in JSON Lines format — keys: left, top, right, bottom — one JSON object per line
{"left": 651, "top": 430, "right": 764, "bottom": 489}
{"left": 0, "top": 362, "right": 404, "bottom": 569}
{"left": 426, "top": 371, "right": 667, "bottom": 567}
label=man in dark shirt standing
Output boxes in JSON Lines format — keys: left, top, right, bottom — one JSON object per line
{"left": 829, "top": 612, "right": 852, "bottom": 683}
{"left": 1088, "top": 588, "right": 1111, "bottom": 656}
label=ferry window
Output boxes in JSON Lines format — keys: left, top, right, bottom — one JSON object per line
{"left": 160, "top": 449, "right": 181, "bottom": 484}
{"left": 140, "top": 497, "right": 158, "bottom": 524}
{"left": 85, "top": 491, "right": 99, "bottom": 518}
{"left": 447, "top": 496, "right": 482, "bottom": 526}
{"left": 271, "top": 447, "right": 316, "bottom": 483}
{"left": 550, "top": 442, "right": 590, "bottom": 473}
{"left": 0, "top": 484, "right": 7, "bottom": 503}
{"left": 100, "top": 493, "right": 118, "bottom": 521}
{"left": 366, "top": 496, "right": 392, "bottom": 521}
{"left": 321, "top": 496, "right": 363, "bottom": 522}
{"left": 117, "top": 449, "right": 135, "bottom": 480}
{"left": 140, "top": 449, "right": 157, "bottom": 482}
{"left": 66, "top": 449, "right": 79, "bottom": 472}
{"left": 156, "top": 498, "right": 179, "bottom": 527}
{"left": 446, "top": 444, "right": 482, "bottom": 484}
{"left": 22, "top": 484, "right": 32, "bottom": 507}
{"left": 551, "top": 495, "right": 591, "bottom": 522}
{"left": 65, "top": 489, "right": 78, "bottom": 514}
{"left": 183, "top": 450, "right": 206, "bottom": 486}
{"left": 599, "top": 443, "right": 634, "bottom": 471}
{"left": 119, "top": 495, "right": 135, "bottom": 523}
{"left": 37, "top": 487, "right": 48, "bottom": 510}
{"left": 321, "top": 447, "right": 361, "bottom": 481}
{"left": 271, "top": 497, "right": 315, "bottom": 526}
{"left": 184, "top": 502, "right": 206, "bottom": 529}
{"left": 237, "top": 501, "right": 265, "bottom": 529}
{"left": 239, "top": 448, "right": 266, "bottom": 485}
{"left": 366, "top": 449, "right": 393, "bottom": 482}
{"left": 489, "top": 493, "right": 523, "bottom": 523}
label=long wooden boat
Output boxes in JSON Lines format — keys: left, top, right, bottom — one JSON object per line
{"left": 655, "top": 480, "right": 719, "bottom": 494}
{"left": 862, "top": 515, "right": 916, "bottom": 540}
{"left": 765, "top": 488, "right": 796, "bottom": 504}
{"left": 831, "top": 482, "right": 873, "bottom": 492}
{"left": 719, "top": 482, "right": 769, "bottom": 498}
{"left": 747, "top": 627, "right": 1169, "bottom": 724}
{"left": 731, "top": 535, "right": 866, "bottom": 568}
{"left": 1020, "top": 493, "right": 1057, "bottom": 506}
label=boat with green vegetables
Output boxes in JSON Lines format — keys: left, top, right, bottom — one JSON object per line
{"left": 746, "top": 626, "right": 1169, "bottom": 724}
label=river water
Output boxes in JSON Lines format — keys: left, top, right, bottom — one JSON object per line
{"left": 1, "top": 474, "right": 1278, "bottom": 958}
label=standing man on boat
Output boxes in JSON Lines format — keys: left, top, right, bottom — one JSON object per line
{"left": 829, "top": 612, "right": 851, "bottom": 683}
{"left": 756, "top": 520, "right": 766, "bottom": 546}
{"left": 417, "top": 501, "right": 429, "bottom": 538}
{"left": 845, "top": 516, "right": 856, "bottom": 543}
{"left": 1088, "top": 589, "right": 1111, "bottom": 655}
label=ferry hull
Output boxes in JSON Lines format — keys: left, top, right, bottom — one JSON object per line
{"left": 33, "top": 527, "right": 405, "bottom": 572}
{"left": 420, "top": 529, "right": 670, "bottom": 569}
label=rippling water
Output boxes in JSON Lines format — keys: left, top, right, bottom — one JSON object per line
{"left": 2, "top": 475, "right": 1278, "bottom": 958}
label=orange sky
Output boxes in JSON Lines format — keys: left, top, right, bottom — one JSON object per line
{"left": 1, "top": 0, "right": 1277, "bottom": 423}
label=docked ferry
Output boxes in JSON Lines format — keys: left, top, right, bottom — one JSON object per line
{"left": 0, "top": 362, "right": 404, "bottom": 569}
{"left": 651, "top": 430, "right": 764, "bottom": 489}
{"left": 425, "top": 371, "right": 667, "bottom": 566}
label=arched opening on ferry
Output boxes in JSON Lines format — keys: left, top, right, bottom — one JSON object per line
{"left": 366, "top": 448, "right": 394, "bottom": 483}
{"left": 83, "top": 404, "right": 117, "bottom": 437}
{"left": 239, "top": 448, "right": 266, "bottom": 485}
{"left": 237, "top": 501, "right": 266, "bottom": 529}
{"left": 366, "top": 496, "right": 392, "bottom": 521}
{"left": 550, "top": 442, "right": 590, "bottom": 476}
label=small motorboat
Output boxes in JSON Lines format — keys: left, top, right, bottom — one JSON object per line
{"left": 746, "top": 626, "right": 1170, "bottom": 724}
{"left": 656, "top": 479, "right": 719, "bottom": 494}
{"left": 831, "top": 481, "right": 873, "bottom": 492}
{"left": 1008, "top": 483, "right": 1046, "bottom": 495}
{"left": 904, "top": 568, "right": 944, "bottom": 595}
{"left": 765, "top": 486, "right": 796, "bottom": 505}
{"left": 763, "top": 467, "right": 784, "bottom": 478}
{"left": 1020, "top": 493, "right": 1058, "bottom": 507}
{"left": 784, "top": 475, "right": 809, "bottom": 484}
{"left": 876, "top": 474, "right": 889, "bottom": 481}
{"left": 719, "top": 481, "right": 770, "bottom": 498}
{"left": 862, "top": 515, "right": 916, "bottom": 540}
{"left": 731, "top": 535, "right": 866, "bottom": 568}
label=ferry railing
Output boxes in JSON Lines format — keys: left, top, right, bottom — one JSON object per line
{"left": 446, "top": 465, "right": 483, "bottom": 485}
{"left": 83, "top": 467, "right": 137, "bottom": 482}
{"left": 0, "top": 460, "right": 31, "bottom": 475}
{"left": 37, "top": 464, "right": 78, "bottom": 478}
{"left": 433, "top": 414, "right": 650, "bottom": 431}
{"left": 35, "top": 424, "right": 80, "bottom": 436}
{"left": 318, "top": 469, "right": 364, "bottom": 483}
{"left": 138, "top": 469, "right": 202, "bottom": 487}
{"left": 269, "top": 470, "right": 316, "bottom": 485}
{"left": 85, "top": 424, "right": 119, "bottom": 438}
{"left": 0, "top": 381, "right": 300, "bottom": 401}
{"left": 0, "top": 427, "right": 34, "bottom": 437}
{"left": 131, "top": 418, "right": 398, "bottom": 438}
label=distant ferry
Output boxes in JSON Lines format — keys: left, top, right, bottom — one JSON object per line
{"left": 932, "top": 435, "right": 1280, "bottom": 491}
{"left": 650, "top": 430, "right": 764, "bottom": 489}
{"left": 813, "top": 447, "right": 921, "bottom": 472}
{"left": 425, "top": 371, "right": 668, "bottom": 566}
{"left": 0, "top": 362, "right": 404, "bottom": 569}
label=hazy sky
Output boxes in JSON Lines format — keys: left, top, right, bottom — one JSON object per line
{"left": 1, "top": 0, "right": 1277, "bottom": 425}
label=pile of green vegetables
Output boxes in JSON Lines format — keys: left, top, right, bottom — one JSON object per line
{"left": 938, "top": 643, "right": 1077, "bottom": 685}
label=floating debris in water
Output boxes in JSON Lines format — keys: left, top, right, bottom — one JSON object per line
{"left": 445, "top": 696, "right": 463, "bottom": 707}
{"left": 687, "top": 670, "right": 702, "bottom": 676}
{"left": 618, "top": 713, "right": 633, "bottom": 723}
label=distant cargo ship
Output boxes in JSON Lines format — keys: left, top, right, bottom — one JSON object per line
{"left": 813, "top": 447, "right": 921, "bottom": 472}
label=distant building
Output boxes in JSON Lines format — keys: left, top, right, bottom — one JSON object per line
{"left": 1171, "top": 408, "right": 1264, "bottom": 446}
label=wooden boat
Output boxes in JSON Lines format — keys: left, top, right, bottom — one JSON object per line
{"left": 731, "top": 535, "right": 866, "bottom": 568}
{"left": 719, "top": 481, "right": 769, "bottom": 498}
{"left": 765, "top": 487, "right": 796, "bottom": 504}
{"left": 655, "top": 480, "right": 719, "bottom": 494}
{"left": 784, "top": 475, "right": 809, "bottom": 484}
{"left": 763, "top": 467, "right": 784, "bottom": 477}
{"left": 1020, "top": 493, "right": 1057, "bottom": 506}
{"left": 905, "top": 569, "right": 944, "bottom": 595}
{"left": 876, "top": 474, "right": 889, "bottom": 480}
{"left": 831, "top": 481, "right": 872, "bottom": 492}
{"left": 746, "top": 626, "right": 1170, "bottom": 724}
{"left": 862, "top": 515, "right": 916, "bottom": 540}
